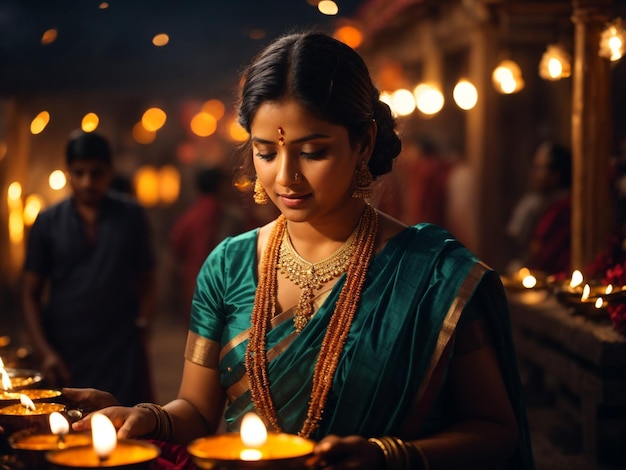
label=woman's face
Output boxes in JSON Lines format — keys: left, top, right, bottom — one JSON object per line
{"left": 250, "top": 99, "right": 371, "bottom": 224}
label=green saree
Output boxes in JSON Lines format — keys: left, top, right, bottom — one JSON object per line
{"left": 186, "top": 222, "right": 534, "bottom": 469}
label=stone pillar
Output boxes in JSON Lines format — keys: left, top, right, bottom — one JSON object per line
{"left": 571, "top": 0, "right": 613, "bottom": 271}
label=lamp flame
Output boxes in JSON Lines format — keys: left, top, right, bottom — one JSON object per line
{"left": 91, "top": 413, "right": 117, "bottom": 461}
{"left": 595, "top": 297, "right": 604, "bottom": 309}
{"left": 1, "top": 368, "right": 11, "bottom": 390}
{"left": 605, "top": 284, "right": 614, "bottom": 295}
{"left": 570, "top": 270, "right": 584, "bottom": 288}
{"left": 20, "top": 394, "right": 36, "bottom": 411}
{"left": 581, "top": 284, "right": 591, "bottom": 301}
{"left": 522, "top": 275, "right": 537, "bottom": 289}
{"left": 50, "top": 411, "right": 70, "bottom": 435}
{"left": 240, "top": 412, "right": 267, "bottom": 461}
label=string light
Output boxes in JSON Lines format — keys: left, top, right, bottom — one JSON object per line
{"left": 539, "top": 44, "right": 571, "bottom": 81}
{"left": 492, "top": 59, "right": 524, "bottom": 94}
{"left": 599, "top": 18, "right": 625, "bottom": 62}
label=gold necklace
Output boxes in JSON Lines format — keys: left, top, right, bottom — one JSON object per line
{"left": 279, "top": 224, "right": 358, "bottom": 332}
{"left": 245, "top": 205, "right": 378, "bottom": 437}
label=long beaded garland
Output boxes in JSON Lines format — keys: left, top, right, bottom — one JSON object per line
{"left": 279, "top": 219, "right": 359, "bottom": 332}
{"left": 245, "top": 204, "right": 378, "bottom": 437}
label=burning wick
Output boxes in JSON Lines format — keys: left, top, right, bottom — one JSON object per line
{"left": 50, "top": 411, "right": 70, "bottom": 447}
{"left": 1, "top": 368, "right": 11, "bottom": 391}
{"left": 91, "top": 413, "right": 117, "bottom": 463}
{"left": 19, "top": 394, "right": 36, "bottom": 411}
{"left": 240, "top": 412, "right": 267, "bottom": 461}
{"left": 581, "top": 284, "right": 591, "bottom": 302}
{"left": 569, "top": 270, "right": 583, "bottom": 289}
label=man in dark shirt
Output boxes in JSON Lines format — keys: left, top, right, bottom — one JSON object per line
{"left": 22, "top": 130, "right": 156, "bottom": 406}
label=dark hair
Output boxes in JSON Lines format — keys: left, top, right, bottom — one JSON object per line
{"left": 66, "top": 130, "right": 112, "bottom": 166}
{"left": 543, "top": 142, "right": 572, "bottom": 189}
{"left": 236, "top": 31, "right": 401, "bottom": 179}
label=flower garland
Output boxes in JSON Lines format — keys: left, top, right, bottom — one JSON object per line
{"left": 586, "top": 235, "right": 626, "bottom": 334}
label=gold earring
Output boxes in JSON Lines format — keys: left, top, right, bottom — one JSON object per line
{"left": 253, "top": 177, "right": 268, "bottom": 204}
{"left": 352, "top": 161, "right": 373, "bottom": 198}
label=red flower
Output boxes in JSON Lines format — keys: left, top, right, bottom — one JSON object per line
{"left": 608, "top": 304, "right": 626, "bottom": 335}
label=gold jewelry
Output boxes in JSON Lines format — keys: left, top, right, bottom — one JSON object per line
{"left": 253, "top": 177, "right": 269, "bottom": 204}
{"left": 352, "top": 160, "right": 373, "bottom": 198}
{"left": 278, "top": 127, "right": 285, "bottom": 146}
{"left": 246, "top": 205, "right": 378, "bottom": 437}
{"left": 367, "top": 436, "right": 429, "bottom": 470}
{"left": 279, "top": 219, "right": 358, "bottom": 332}
{"left": 135, "top": 403, "right": 173, "bottom": 441}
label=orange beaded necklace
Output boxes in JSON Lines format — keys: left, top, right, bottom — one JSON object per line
{"left": 245, "top": 204, "right": 378, "bottom": 437}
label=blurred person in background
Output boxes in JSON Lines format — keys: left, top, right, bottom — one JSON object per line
{"left": 506, "top": 141, "right": 572, "bottom": 275}
{"left": 169, "top": 166, "right": 246, "bottom": 315}
{"left": 22, "top": 130, "right": 156, "bottom": 406}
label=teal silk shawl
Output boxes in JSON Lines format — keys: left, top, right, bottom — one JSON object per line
{"left": 189, "top": 223, "right": 534, "bottom": 469}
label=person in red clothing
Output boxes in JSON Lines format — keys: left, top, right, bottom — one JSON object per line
{"left": 169, "top": 167, "right": 246, "bottom": 313}
{"left": 507, "top": 142, "right": 572, "bottom": 275}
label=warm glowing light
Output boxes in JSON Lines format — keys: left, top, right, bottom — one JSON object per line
{"left": 318, "top": 0, "right": 338, "bottom": 15}
{"left": 202, "top": 99, "right": 225, "bottom": 120}
{"left": 228, "top": 120, "right": 249, "bottom": 142}
{"left": 492, "top": 60, "right": 524, "bottom": 94}
{"left": 91, "top": 413, "right": 117, "bottom": 460}
{"left": 522, "top": 275, "right": 537, "bottom": 289}
{"left": 539, "top": 44, "right": 571, "bottom": 81}
{"left": 152, "top": 33, "right": 169, "bottom": 47}
{"left": 334, "top": 25, "right": 363, "bottom": 49}
{"left": 99, "top": 2, "right": 109, "bottom": 8}
{"left": 158, "top": 165, "right": 180, "bottom": 205}
{"left": 49, "top": 170, "right": 67, "bottom": 190}
{"left": 1, "top": 369, "right": 11, "bottom": 390}
{"left": 50, "top": 412, "right": 70, "bottom": 436}
{"left": 0, "top": 142, "right": 7, "bottom": 161}
{"left": 190, "top": 112, "right": 217, "bottom": 137}
{"left": 142, "top": 107, "right": 167, "bottom": 132}
{"left": 23, "top": 194, "right": 44, "bottom": 226}
{"left": 8, "top": 211, "right": 23, "bottom": 244}
{"left": 20, "top": 394, "right": 36, "bottom": 411}
{"left": 7, "top": 182, "right": 22, "bottom": 202}
{"left": 234, "top": 175, "right": 253, "bottom": 192}
{"left": 379, "top": 91, "right": 393, "bottom": 110}
{"left": 414, "top": 84, "right": 444, "bottom": 115}
{"left": 390, "top": 88, "right": 416, "bottom": 116}
{"left": 81, "top": 113, "right": 100, "bottom": 133}
{"left": 41, "top": 29, "right": 58, "bottom": 45}
{"left": 240, "top": 413, "right": 267, "bottom": 461}
{"left": 581, "top": 284, "right": 591, "bottom": 301}
{"left": 453, "top": 79, "right": 478, "bottom": 110}
{"left": 134, "top": 166, "right": 160, "bottom": 207}
{"left": 569, "top": 270, "right": 584, "bottom": 288}
{"left": 132, "top": 122, "right": 156, "bottom": 145}
{"left": 605, "top": 284, "right": 614, "bottom": 295}
{"left": 30, "top": 111, "right": 50, "bottom": 134}
{"left": 595, "top": 297, "right": 604, "bottom": 309}
{"left": 599, "top": 19, "right": 625, "bottom": 62}
{"left": 248, "top": 29, "right": 266, "bottom": 40}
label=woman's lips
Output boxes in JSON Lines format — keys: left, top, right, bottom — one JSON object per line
{"left": 280, "top": 193, "right": 310, "bottom": 207}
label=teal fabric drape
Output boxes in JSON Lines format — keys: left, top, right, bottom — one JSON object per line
{"left": 189, "top": 222, "right": 534, "bottom": 469}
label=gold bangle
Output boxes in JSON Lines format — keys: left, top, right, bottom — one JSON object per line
{"left": 135, "top": 403, "right": 173, "bottom": 441}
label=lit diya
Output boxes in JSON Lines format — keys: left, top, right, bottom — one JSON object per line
{"left": 188, "top": 412, "right": 316, "bottom": 469}
{"left": 0, "top": 387, "right": 62, "bottom": 406}
{"left": 501, "top": 268, "right": 549, "bottom": 303}
{"left": 0, "top": 364, "right": 43, "bottom": 390}
{"left": 9, "top": 412, "right": 91, "bottom": 468}
{"left": 46, "top": 413, "right": 160, "bottom": 469}
{"left": 0, "top": 394, "right": 66, "bottom": 436}
{"left": 551, "top": 270, "right": 626, "bottom": 316}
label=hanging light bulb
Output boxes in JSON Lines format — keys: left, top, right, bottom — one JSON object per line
{"left": 453, "top": 79, "right": 478, "bottom": 110}
{"left": 539, "top": 44, "right": 571, "bottom": 80}
{"left": 492, "top": 59, "right": 524, "bottom": 94}
{"left": 599, "top": 18, "right": 625, "bottom": 62}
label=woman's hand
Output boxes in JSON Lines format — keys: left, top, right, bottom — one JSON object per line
{"left": 312, "top": 435, "right": 384, "bottom": 470}
{"left": 72, "top": 405, "right": 156, "bottom": 440}
{"left": 62, "top": 387, "right": 120, "bottom": 413}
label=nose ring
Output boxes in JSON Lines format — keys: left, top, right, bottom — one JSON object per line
{"left": 294, "top": 172, "right": 300, "bottom": 182}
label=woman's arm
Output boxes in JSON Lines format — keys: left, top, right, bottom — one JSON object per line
{"left": 72, "top": 359, "right": 226, "bottom": 445}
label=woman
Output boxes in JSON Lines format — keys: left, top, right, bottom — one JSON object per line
{"left": 71, "top": 32, "right": 534, "bottom": 469}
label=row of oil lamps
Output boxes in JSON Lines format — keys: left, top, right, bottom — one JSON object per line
{"left": 0, "top": 359, "right": 314, "bottom": 469}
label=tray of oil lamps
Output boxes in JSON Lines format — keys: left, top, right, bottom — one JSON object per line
{"left": 9, "top": 430, "right": 92, "bottom": 469}
{"left": 0, "top": 401, "right": 66, "bottom": 436}
{"left": 0, "top": 388, "right": 62, "bottom": 406}
{"left": 3, "top": 368, "right": 43, "bottom": 390}
{"left": 551, "top": 281, "right": 626, "bottom": 307}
